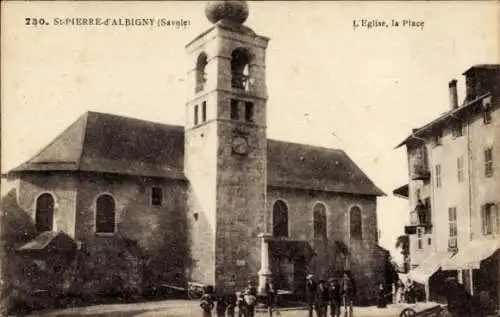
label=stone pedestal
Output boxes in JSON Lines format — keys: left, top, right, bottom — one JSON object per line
{"left": 257, "top": 233, "right": 272, "bottom": 295}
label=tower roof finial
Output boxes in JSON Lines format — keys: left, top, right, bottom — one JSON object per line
{"left": 205, "top": 1, "right": 249, "bottom": 25}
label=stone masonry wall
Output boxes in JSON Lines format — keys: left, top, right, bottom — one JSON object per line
{"left": 267, "top": 187, "right": 383, "bottom": 304}
{"left": 184, "top": 122, "right": 219, "bottom": 286}
{"left": 17, "top": 172, "right": 78, "bottom": 238}
{"left": 74, "top": 173, "right": 188, "bottom": 295}
{"left": 215, "top": 121, "right": 267, "bottom": 293}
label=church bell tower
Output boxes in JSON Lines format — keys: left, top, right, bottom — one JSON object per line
{"left": 184, "top": 1, "right": 270, "bottom": 292}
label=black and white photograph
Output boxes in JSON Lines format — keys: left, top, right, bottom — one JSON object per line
{"left": 1, "top": 1, "right": 499, "bottom": 316}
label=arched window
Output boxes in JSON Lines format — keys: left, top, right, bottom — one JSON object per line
{"left": 195, "top": 52, "right": 208, "bottom": 93}
{"left": 35, "top": 193, "right": 54, "bottom": 232}
{"left": 231, "top": 48, "right": 252, "bottom": 90}
{"left": 350, "top": 206, "right": 362, "bottom": 239}
{"left": 272, "top": 200, "right": 288, "bottom": 237}
{"left": 313, "top": 203, "right": 327, "bottom": 239}
{"left": 96, "top": 194, "right": 116, "bottom": 234}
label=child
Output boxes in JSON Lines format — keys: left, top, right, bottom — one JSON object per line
{"left": 200, "top": 292, "right": 214, "bottom": 317}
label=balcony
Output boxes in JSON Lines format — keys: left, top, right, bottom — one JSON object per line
{"left": 404, "top": 200, "right": 432, "bottom": 235}
{"left": 409, "top": 147, "right": 430, "bottom": 180}
{"left": 411, "top": 164, "right": 431, "bottom": 180}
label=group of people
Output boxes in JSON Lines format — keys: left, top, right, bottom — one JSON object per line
{"left": 395, "top": 279, "right": 416, "bottom": 304}
{"left": 199, "top": 273, "right": 357, "bottom": 317}
{"left": 200, "top": 280, "right": 263, "bottom": 317}
{"left": 305, "top": 273, "right": 357, "bottom": 317}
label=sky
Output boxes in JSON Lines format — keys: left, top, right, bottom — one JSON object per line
{"left": 2, "top": 1, "right": 499, "bottom": 263}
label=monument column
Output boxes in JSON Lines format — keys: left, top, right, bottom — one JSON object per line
{"left": 258, "top": 233, "right": 272, "bottom": 295}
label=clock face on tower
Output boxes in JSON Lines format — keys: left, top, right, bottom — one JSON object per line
{"left": 232, "top": 136, "right": 248, "bottom": 155}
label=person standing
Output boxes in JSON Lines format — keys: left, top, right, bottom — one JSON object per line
{"left": 406, "top": 280, "right": 415, "bottom": 303}
{"left": 236, "top": 292, "right": 246, "bottom": 317}
{"left": 265, "top": 278, "right": 277, "bottom": 317}
{"left": 328, "top": 278, "right": 341, "bottom": 317}
{"left": 226, "top": 292, "right": 237, "bottom": 317}
{"left": 306, "top": 274, "right": 317, "bottom": 317}
{"left": 340, "top": 273, "right": 356, "bottom": 317}
{"left": 315, "top": 280, "right": 329, "bottom": 317}
{"left": 244, "top": 280, "right": 258, "bottom": 317}
{"left": 396, "top": 280, "right": 404, "bottom": 304}
{"left": 377, "top": 284, "right": 387, "bottom": 308}
{"left": 216, "top": 295, "right": 228, "bottom": 317}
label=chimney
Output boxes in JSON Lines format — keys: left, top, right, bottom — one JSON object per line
{"left": 449, "top": 79, "right": 458, "bottom": 109}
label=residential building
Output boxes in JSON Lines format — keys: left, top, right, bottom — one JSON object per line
{"left": 393, "top": 64, "right": 500, "bottom": 310}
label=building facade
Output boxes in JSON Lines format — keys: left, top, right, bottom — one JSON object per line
{"left": 394, "top": 65, "right": 500, "bottom": 310}
{"left": 2, "top": 1, "right": 389, "bottom": 309}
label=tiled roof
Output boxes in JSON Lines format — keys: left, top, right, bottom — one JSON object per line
{"left": 267, "top": 140, "right": 385, "bottom": 196}
{"left": 8, "top": 111, "right": 384, "bottom": 196}
{"left": 395, "top": 92, "right": 491, "bottom": 149}
{"left": 17, "top": 231, "right": 76, "bottom": 252}
{"left": 397, "top": 63, "right": 500, "bottom": 149}
{"left": 462, "top": 64, "right": 500, "bottom": 75}
{"left": 11, "top": 111, "right": 186, "bottom": 180}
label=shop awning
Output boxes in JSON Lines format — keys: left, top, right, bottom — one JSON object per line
{"left": 407, "top": 251, "right": 454, "bottom": 284}
{"left": 442, "top": 238, "right": 499, "bottom": 271}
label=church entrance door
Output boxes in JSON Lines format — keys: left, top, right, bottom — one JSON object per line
{"left": 293, "top": 257, "right": 307, "bottom": 295}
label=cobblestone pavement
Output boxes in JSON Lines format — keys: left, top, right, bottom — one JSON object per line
{"left": 27, "top": 300, "right": 440, "bottom": 317}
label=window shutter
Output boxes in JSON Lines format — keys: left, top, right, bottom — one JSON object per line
{"left": 496, "top": 203, "right": 500, "bottom": 234}
{"left": 481, "top": 205, "right": 486, "bottom": 235}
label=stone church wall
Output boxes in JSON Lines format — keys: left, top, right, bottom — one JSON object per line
{"left": 4, "top": 172, "right": 190, "bottom": 302}
{"left": 1, "top": 180, "right": 78, "bottom": 313}
{"left": 74, "top": 174, "right": 189, "bottom": 295}
{"left": 17, "top": 172, "right": 78, "bottom": 238}
{"left": 267, "top": 187, "right": 384, "bottom": 305}
{"left": 4, "top": 171, "right": 384, "bottom": 305}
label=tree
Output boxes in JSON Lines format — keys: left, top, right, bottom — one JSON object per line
{"left": 395, "top": 235, "right": 410, "bottom": 273}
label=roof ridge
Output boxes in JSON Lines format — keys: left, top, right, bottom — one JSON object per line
{"left": 86, "top": 110, "right": 184, "bottom": 129}
{"left": 268, "top": 138, "right": 343, "bottom": 154}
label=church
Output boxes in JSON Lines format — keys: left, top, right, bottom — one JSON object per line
{"left": 2, "top": 1, "right": 389, "bottom": 306}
